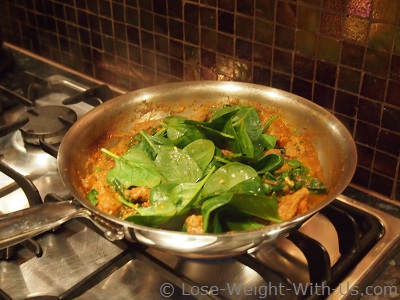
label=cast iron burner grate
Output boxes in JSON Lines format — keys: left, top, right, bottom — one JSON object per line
{"left": 17, "top": 105, "right": 77, "bottom": 145}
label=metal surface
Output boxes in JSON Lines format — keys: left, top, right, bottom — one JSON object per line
{"left": 0, "top": 81, "right": 358, "bottom": 257}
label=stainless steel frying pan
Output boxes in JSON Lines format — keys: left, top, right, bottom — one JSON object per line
{"left": 0, "top": 81, "right": 357, "bottom": 258}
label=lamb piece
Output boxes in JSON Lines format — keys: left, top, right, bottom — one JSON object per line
{"left": 124, "top": 186, "right": 150, "bottom": 203}
{"left": 185, "top": 215, "right": 204, "bottom": 234}
{"left": 284, "top": 136, "right": 306, "bottom": 158}
{"left": 278, "top": 187, "right": 310, "bottom": 220}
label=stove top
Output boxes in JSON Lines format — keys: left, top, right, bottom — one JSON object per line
{"left": 1, "top": 44, "right": 400, "bottom": 300}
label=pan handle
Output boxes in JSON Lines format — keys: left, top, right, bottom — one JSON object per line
{"left": 0, "top": 200, "right": 83, "bottom": 250}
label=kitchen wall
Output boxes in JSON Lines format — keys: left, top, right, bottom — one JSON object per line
{"left": 0, "top": 0, "right": 399, "bottom": 200}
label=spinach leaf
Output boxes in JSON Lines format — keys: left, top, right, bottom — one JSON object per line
{"left": 201, "top": 162, "right": 258, "bottom": 196}
{"left": 102, "top": 148, "right": 164, "bottom": 188}
{"left": 163, "top": 116, "right": 205, "bottom": 148}
{"left": 155, "top": 147, "right": 203, "bottom": 183}
{"left": 201, "top": 193, "right": 233, "bottom": 232}
{"left": 87, "top": 189, "right": 98, "bottom": 206}
{"left": 183, "top": 139, "right": 215, "bottom": 171}
{"left": 135, "top": 130, "right": 173, "bottom": 160}
{"left": 255, "top": 153, "right": 284, "bottom": 174}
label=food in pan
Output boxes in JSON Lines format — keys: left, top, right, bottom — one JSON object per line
{"left": 81, "top": 102, "right": 327, "bottom": 234}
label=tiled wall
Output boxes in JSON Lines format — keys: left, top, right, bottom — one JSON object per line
{"left": 0, "top": 0, "right": 399, "bottom": 200}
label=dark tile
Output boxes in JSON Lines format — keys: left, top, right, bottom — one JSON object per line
{"left": 140, "top": 10, "right": 153, "bottom": 31}
{"left": 352, "top": 166, "right": 371, "bottom": 188}
{"left": 377, "top": 129, "right": 400, "bottom": 157}
{"left": 271, "top": 72, "right": 291, "bottom": 91}
{"left": 100, "top": 18, "right": 113, "bottom": 36}
{"left": 217, "top": 33, "right": 233, "bottom": 55}
{"left": 129, "top": 44, "right": 142, "bottom": 64}
{"left": 114, "top": 23, "right": 127, "bottom": 42}
{"left": 297, "top": 4, "right": 319, "bottom": 32}
{"left": 254, "top": 19, "right": 274, "bottom": 45}
{"left": 357, "top": 97, "right": 382, "bottom": 124}
{"left": 237, "top": 0, "right": 254, "bottom": 16}
{"left": 360, "top": 74, "right": 386, "bottom": 102}
{"left": 218, "top": 10, "right": 234, "bottom": 34}
{"left": 155, "top": 34, "right": 168, "bottom": 53}
{"left": 382, "top": 106, "right": 400, "bottom": 132}
{"left": 99, "top": 1, "right": 112, "bottom": 18}
{"left": 253, "top": 43, "right": 272, "bottom": 67}
{"left": 153, "top": 0, "right": 167, "bottom": 15}
{"left": 154, "top": 15, "right": 168, "bottom": 35}
{"left": 141, "top": 30, "right": 154, "bottom": 50}
{"left": 386, "top": 80, "right": 400, "bottom": 106}
{"left": 355, "top": 121, "right": 379, "bottom": 146}
{"left": 275, "top": 25, "right": 295, "bottom": 50}
{"left": 185, "top": 23, "right": 199, "bottom": 45}
{"left": 335, "top": 91, "right": 358, "bottom": 117}
{"left": 184, "top": 2, "right": 199, "bottom": 25}
{"left": 293, "top": 55, "right": 315, "bottom": 80}
{"left": 337, "top": 66, "right": 361, "bottom": 93}
{"left": 139, "top": 0, "right": 152, "bottom": 11}
{"left": 201, "top": 27, "right": 217, "bottom": 51}
{"left": 125, "top": 7, "right": 139, "bottom": 26}
{"left": 156, "top": 53, "right": 169, "bottom": 73}
{"left": 390, "top": 55, "right": 400, "bottom": 80}
{"left": 115, "top": 40, "right": 128, "bottom": 59}
{"left": 126, "top": 25, "right": 140, "bottom": 45}
{"left": 218, "top": 0, "right": 234, "bottom": 12}
{"left": 317, "top": 36, "right": 341, "bottom": 63}
{"left": 236, "top": 15, "right": 253, "bottom": 40}
{"left": 170, "top": 40, "right": 183, "bottom": 60}
{"left": 255, "top": 0, "right": 275, "bottom": 21}
{"left": 273, "top": 49, "right": 292, "bottom": 74}
{"left": 184, "top": 44, "right": 200, "bottom": 64}
{"left": 276, "top": 1, "right": 296, "bottom": 27}
{"left": 292, "top": 77, "right": 312, "bottom": 100}
{"left": 368, "top": 23, "right": 395, "bottom": 51}
{"left": 169, "top": 19, "right": 183, "bottom": 39}
{"left": 295, "top": 30, "right": 317, "bottom": 58}
{"left": 313, "top": 83, "right": 334, "bottom": 110}
{"left": 200, "top": 6, "right": 216, "bottom": 29}
{"left": 235, "top": 38, "right": 252, "bottom": 60}
{"left": 168, "top": 0, "right": 182, "bottom": 19}
{"left": 356, "top": 144, "right": 374, "bottom": 168}
{"left": 253, "top": 66, "right": 271, "bottom": 86}
{"left": 364, "top": 48, "right": 391, "bottom": 78}
{"left": 142, "top": 49, "right": 155, "bottom": 69}
{"left": 370, "top": 172, "right": 393, "bottom": 198}
{"left": 169, "top": 58, "right": 183, "bottom": 79}
{"left": 112, "top": 2, "right": 125, "bottom": 23}
{"left": 341, "top": 41, "right": 365, "bottom": 69}
{"left": 316, "top": 60, "right": 337, "bottom": 87}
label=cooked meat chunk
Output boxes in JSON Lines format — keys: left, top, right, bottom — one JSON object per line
{"left": 285, "top": 136, "right": 306, "bottom": 158}
{"left": 185, "top": 215, "right": 204, "bottom": 234}
{"left": 278, "top": 187, "right": 310, "bottom": 220}
{"left": 124, "top": 186, "right": 150, "bottom": 203}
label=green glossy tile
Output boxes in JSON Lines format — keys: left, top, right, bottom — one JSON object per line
{"left": 297, "top": 5, "right": 320, "bottom": 33}
{"left": 317, "top": 36, "right": 340, "bottom": 63}
{"left": 295, "top": 30, "right": 317, "bottom": 58}
{"left": 368, "top": 23, "right": 395, "bottom": 51}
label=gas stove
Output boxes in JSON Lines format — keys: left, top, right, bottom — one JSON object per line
{"left": 1, "top": 44, "right": 400, "bottom": 300}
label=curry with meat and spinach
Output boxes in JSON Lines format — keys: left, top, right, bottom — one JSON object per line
{"left": 81, "top": 103, "right": 327, "bottom": 234}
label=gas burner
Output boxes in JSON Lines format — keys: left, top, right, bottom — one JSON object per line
{"left": 17, "top": 105, "right": 77, "bottom": 145}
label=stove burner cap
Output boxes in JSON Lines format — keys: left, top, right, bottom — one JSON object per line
{"left": 18, "top": 105, "right": 77, "bottom": 145}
